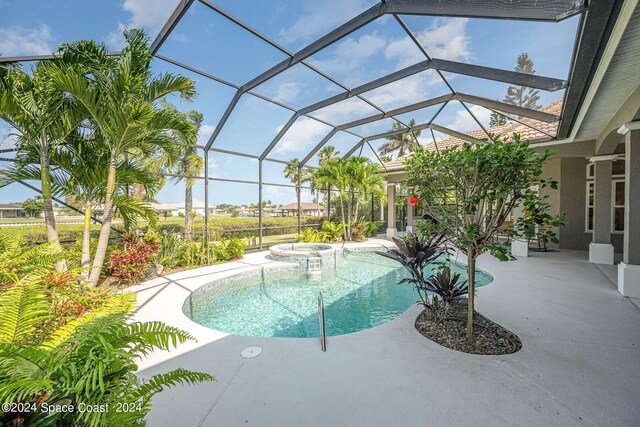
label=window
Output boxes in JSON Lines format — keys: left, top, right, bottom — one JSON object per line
{"left": 586, "top": 181, "right": 594, "bottom": 232}
{"left": 585, "top": 158, "right": 625, "bottom": 233}
{"left": 612, "top": 180, "right": 625, "bottom": 233}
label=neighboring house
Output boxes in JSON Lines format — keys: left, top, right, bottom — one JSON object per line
{"left": 168, "top": 199, "right": 229, "bottom": 217}
{"left": 146, "top": 202, "right": 179, "bottom": 219}
{"left": 0, "top": 203, "right": 26, "bottom": 219}
{"left": 277, "top": 202, "right": 323, "bottom": 217}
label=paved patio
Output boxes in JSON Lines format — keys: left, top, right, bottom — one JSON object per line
{"left": 130, "top": 245, "right": 640, "bottom": 427}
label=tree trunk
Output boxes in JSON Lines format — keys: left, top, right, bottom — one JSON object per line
{"left": 296, "top": 185, "right": 301, "bottom": 231}
{"left": 340, "top": 193, "right": 347, "bottom": 241}
{"left": 346, "top": 191, "right": 353, "bottom": 241}
{"left": 466, "top": 245, "right": 476, "bottom": 340}
{"left": 185, "top": 176, "right": 193, "bottom": 242}
{"left": 40, "top": 144, "right": 65, "bottom": 272}
{"left": 89, "top": 159, "right": 117, "bottom": 286}
{"left": 81, "top": 204, "right": 92, "bottom": 277}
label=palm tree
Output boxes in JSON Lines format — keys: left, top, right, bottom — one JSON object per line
{"left": 51, "top": 30, "right": 197, "bottom": 286}
{"left": 318, "top": 145, "right": 340, "bottom": 165}
{"left": 377, "top": 119, "right": 421, "bottom": 159}
{"left": 315, "top": 156, "right": 384, "bottom": 240}
{"left": 2, "top": 132, "right": 159, "bottom": 275}
{"left": 0, "top": 61, "right": 80, "bottom": 271}
{"left": 178, "top": 111, "right": 203, "bottom": 241}
{"left": 284, "top": 158, "right": 309, "bottom": 221}
{"left": 316, "top": 145, "right": 340, "bottom": 217}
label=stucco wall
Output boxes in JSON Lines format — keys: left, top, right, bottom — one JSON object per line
{"left": 556, "top": 157, "right": 623, "bottom": 252}
{"left": 559, "top": 158, "right": 591, "bottom": 250}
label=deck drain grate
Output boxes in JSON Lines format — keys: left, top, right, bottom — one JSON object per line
{"left": 240, "top": 346, "right": 262, "bottom": 358}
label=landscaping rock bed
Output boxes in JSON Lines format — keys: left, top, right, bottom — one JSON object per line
{"left": 415, "top": 300, "right": 522, "bottom": 355}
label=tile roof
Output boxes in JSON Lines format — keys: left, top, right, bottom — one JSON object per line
{"left": 0, "top": 203, "right": 22, "bottom": 210}
{"left": 384, "top": 99, "right": 562, "bottom": 172}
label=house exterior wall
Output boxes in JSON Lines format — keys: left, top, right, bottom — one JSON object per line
{"left": 0, "top": 209, "right": 19, "bottom": 219}
{"left": 558, "top": 157, "right": 623, "bottom": 252}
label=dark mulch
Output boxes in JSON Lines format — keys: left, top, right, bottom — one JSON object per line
{"left": 415, "top": 300, "right": 522, "bottom": 355}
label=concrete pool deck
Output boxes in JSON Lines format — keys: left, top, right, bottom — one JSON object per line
{"left": 130, "top": 242, "right": 640, "bottom": 427}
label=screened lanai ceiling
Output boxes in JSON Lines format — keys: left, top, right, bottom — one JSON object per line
{"left": 0, "top": 0, "right": 623, "bottom": 176}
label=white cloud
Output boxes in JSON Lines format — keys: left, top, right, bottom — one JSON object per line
{"left": 365, "top": 73, "right": 426, "bottom": 108}
{"left": 106, "top": 0, "right": 180, "bottom": 48}
{"left": 311, "top": 97, "right": 377, "bottom": 124}
{"left": 445, "top": 105, "right": 491, "bottom": 133}
{"left": 273, "top": 117, "right": 331, "bottom": 155}
{"left": 279, "top": 0, "right": 374, "bottom": 45}
{"left": 385, "top": 18, "right": 471, "bottom": 70}
{"left": 417, "top": 18, "right": 471, "bottom": 61}
{"left": 273, "top": 83, "right": 302, "bottom": 104}
{"left": 309, "top": 32, "right": 386, "bottom": 78}
{"left": 0, "top": 24, "right": 54, "bottom": 56}
{"left": 197, "top": 124, "right": 215, "bottom": 147}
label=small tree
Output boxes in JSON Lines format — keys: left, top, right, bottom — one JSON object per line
{"left": 21, "top": 196, "right": 44, "bottom": 217}
{"left": 405, "top": 133, "right": 559, "bottom": 339}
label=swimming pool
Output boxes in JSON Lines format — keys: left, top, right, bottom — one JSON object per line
{"left": 183, "top": 251, "right": 493, "bottom": 338}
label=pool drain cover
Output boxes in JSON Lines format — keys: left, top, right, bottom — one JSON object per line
{"left": 240, "top": 346, "right": 262, "bottom": 358}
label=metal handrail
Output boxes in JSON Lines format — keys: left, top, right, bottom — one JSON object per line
{"left": 318, "top": 292, "right": 326, "bottom": 352}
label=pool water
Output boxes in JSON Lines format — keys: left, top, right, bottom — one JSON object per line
{"left": 184, "top": 252, "right": 493, "bottom": 338}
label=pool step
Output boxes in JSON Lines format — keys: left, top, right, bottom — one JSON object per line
{"left": 307, "top": 255, "right": 322, "bottom": 275}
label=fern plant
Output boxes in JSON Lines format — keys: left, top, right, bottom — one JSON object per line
{"left": 0, "top": 234, "right": 61, "bottom": 285}
{"left": 0, "top": 274, "right": 214, "bottom": 426}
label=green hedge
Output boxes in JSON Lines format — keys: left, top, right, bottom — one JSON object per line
{"left": 0, "top": 216, "right": 323, "bottom": 244}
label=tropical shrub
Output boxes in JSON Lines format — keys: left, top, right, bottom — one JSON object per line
{"left": 421, "top": 266, "right": 469, "bottom": 306}
{"left": 375, "top": 232, "right": 448, "bottom": 308}
{"left": 212, "top": 238, "right": 245, "bottom": 262}
{"left": 152, "top": 231, "right": 186, "bottom": 270}
{"left": 364, "top": 221, "right": 380, "bottom": 237}
{"left": 224, "top": 238, "right": 246, "bottom": 260}
{"left": 350, "top": 223, "right": 367, "bottom": 242}
{"left": 516, "top": 196, "right": 567, "bottom": 250}
{"left": 0, "top": 274, "right": 214, "bottom": 426}
{"left": 321, "top": 221, "right": 343, "bottom": 242}
{"left": 297, "top": 228, "right": 325, "bottom": 243}
{"left": 181, "top": 240, "right": 208, "bottom": 267}
{"left": 108, "top": 232, "right": 160, "bottom": 285}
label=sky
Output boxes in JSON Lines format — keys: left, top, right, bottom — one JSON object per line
{"left": 0, "top": 0, "right": 580, "bottom": 206}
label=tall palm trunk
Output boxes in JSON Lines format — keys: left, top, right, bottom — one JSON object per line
{"left": 39, "top": 137, "right": 65, "bottom": 272}
{"left": 325, "top": 187, "right": 330, "bottom": 218}
{"left": 296, "top": 184, "right": 301, "bottom": 230}
{"left": 81, "top": 204, "right": 92, "bottom": 277}
{"left": 466, "top": 245, "right": 476, "bottom": 340}
{"left": 184, "top": 172, "right": 193, "bottom": 241}
{"left": 346, "top": 190, "right": 353, "bottom": 240}
{"left": 339, "top": 192, "right": 347, "bottom": 241}
{"left": 89, "top": 158, "right": 116, "bottom": 286}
